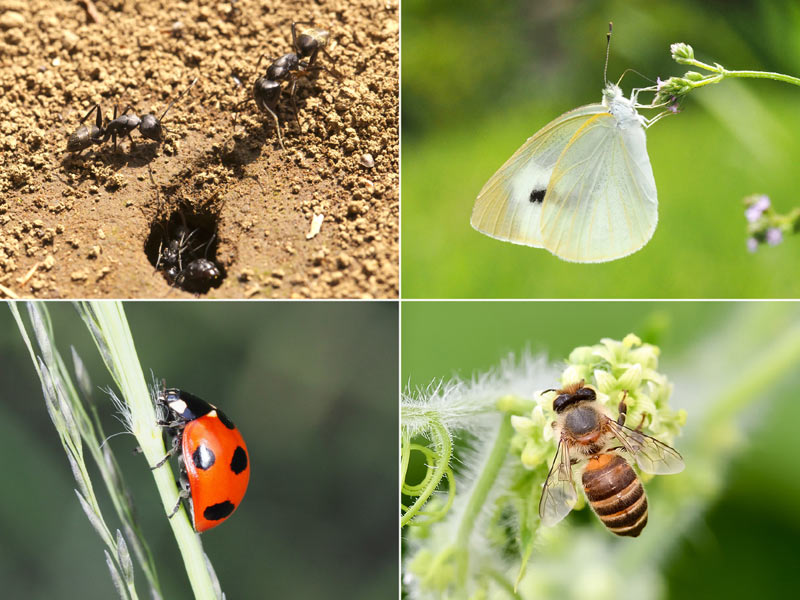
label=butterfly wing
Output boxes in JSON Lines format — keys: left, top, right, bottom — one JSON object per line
{"left": 471, "top": 104, "right": 607, "bottom": 247}
{"left": 539, "top": 113, "right": 658, "bottom": 263}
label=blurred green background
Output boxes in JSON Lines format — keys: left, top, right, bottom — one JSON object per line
{"left": 0, "top": 301, "right": 397, "bottom": 600}
{"left": 402, "top": 0, "right": 800, "bottom": 298}
{"left": 402, "top": 301, "right": 800, "bottom": 598}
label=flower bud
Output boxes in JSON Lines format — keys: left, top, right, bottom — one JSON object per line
{"left": 670, "top": 42, "right": 695, "bottom": 61}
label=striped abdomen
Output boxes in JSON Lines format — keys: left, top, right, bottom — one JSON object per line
{"left": 582, "top": 453, "right": 648, "bottom": 537}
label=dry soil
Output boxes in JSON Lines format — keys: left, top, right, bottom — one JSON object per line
{"left": 0, "top": 0, "right": 398, "bottom": 298}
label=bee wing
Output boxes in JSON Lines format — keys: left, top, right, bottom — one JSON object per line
{"left": 471, "top": 104, "right": 607, "bottom": 248}
{"left": 538, "top": 437, "right": 578, "bottom": 526}
{"left": 539, "top": 112, "right": 658, "bottom": 263}
{"left": 607, "top": 420, "right": 685, "bottom": 475}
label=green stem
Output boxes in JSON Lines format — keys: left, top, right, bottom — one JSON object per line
{"left": 483, "top": 567, "right": 524, "bottom": 600}
{"left": 79, "top": 302, "right": 219, "bottom": 600}
{"left": 680, "top": 57, "right": 800, "bottom": 87}
{"left": 455, "top": 415, "right": 514, "bottom": 583}
{"left": 722, "top": 69, "right": 800, "bottom": 86}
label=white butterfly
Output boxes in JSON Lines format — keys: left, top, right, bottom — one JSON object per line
{"left": 471, "top": 82, "right": 665, "bottom": 263}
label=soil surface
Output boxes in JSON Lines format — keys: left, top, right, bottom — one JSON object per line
{"left": 0, "top": 0, "right": 398, "bottom": 298}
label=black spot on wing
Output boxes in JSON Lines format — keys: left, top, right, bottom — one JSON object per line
{"left": 192, "top": 444, "right": 216, "bottom": 470}
{"left": 230, "top": 446, "right": 248, "bottom": 475}
{"left": 204, "top": 500, "right": 235, "bottom": 522}
{"left": 217, "top": 410, "right": 235, "bottom": 430}
{"left": 529, "top": 188, "right": 546, "bottom": 203}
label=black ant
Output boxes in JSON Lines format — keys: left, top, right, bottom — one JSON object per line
{"left": 158, "top": 225, "right": 221, "bottom": 292}
{"left": 67, "top": 78, "right": 198, "bottom": 155}
{"left": 147, "top": 165, "right": 222, "bottom": 293}
{"left": 235, "top": 23, "right": 335, "bottom": 150}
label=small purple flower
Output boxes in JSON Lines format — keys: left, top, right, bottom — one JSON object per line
{"left": 753, "top": 195, "right": 770, "bottom": 212}
{"left": 657, "top": 77, "right": 664, "bottom": 91}
{"left": 766, "top": 228, "right": 783, "bottom": 246}
{"left": 745, "top": 195, "right": 770, "bottom": 222}
{"left": 746, "top": 237, "right": 758, "bottom": 253}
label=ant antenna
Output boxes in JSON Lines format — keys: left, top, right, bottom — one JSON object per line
{"left": 158, "top": 77, "right": 198, "bottom": 123}
{"left": 603, "top": 22, "right": 613, "bottom": 85}
{"left": 147, "top": 163, "right": 161, "bottom": 206}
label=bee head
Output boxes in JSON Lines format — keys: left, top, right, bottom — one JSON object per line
{"left": 548, "top": 381, "right": 597, "bottom": 414}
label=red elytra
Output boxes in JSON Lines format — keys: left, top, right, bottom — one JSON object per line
{"left": 158, "top": 388, "right": 250, "bottom": 532}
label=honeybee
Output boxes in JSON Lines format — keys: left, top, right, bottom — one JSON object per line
{"left": 539, "top": 380, "right": 684, "bottom": 537}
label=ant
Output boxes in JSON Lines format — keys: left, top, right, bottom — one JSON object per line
{"left": 158, "top": 225, "right": 221, "bottom": 291}
{"left": 67, "top": 78, "right": 198, "bottom": 155}
{"left": 147, "top": 165, "right": 222, "bottom": 292}
{"left": 235, "top": 22, "right": 335, "bottom": 150}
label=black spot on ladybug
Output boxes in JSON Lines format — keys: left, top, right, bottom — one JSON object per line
{"left": 217, "top": 410, "right": 235, "bottom": 430}
{"left": 192, "top": 444, "right": 216, "bottom": 470}
{"left": 230, "top": 446, "right": 248, "bottom": 474}
{"left": 529, "top": 188, "right": 545, "bottom": 203}
{"left": 204, "top": 500, "right": 235, "bottom": 521}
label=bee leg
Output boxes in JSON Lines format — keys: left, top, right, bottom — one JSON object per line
{"left": 617, "top": 391, "right": 629, "bottom": 426}
{"left": 634, "top": 413, "right": 647, "bottom": 432}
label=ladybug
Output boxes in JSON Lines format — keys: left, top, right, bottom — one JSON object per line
{"left": 154, "top": 388, "right": 250, "bottom": 532}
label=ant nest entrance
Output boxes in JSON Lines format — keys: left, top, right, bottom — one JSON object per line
{"left": 145, "top": 206, "right": 226, "bottom": 294}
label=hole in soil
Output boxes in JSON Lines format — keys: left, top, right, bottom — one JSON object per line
{"left": 145, "top": 206, "right": 225, "bottom": 294}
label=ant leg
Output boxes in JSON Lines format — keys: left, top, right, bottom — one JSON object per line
{"left": 307, "top": 62, "right": 342, "bottom": 80}
{"left": 93, "top": 104, "right": 105, "bottom": 145}
{"left": 76, "top": 104, "right": 101, "bottom": 125}
{"left": 112, "top": 104, "right": 119, "bottom": 152}
{"left": 155, "top": 239, "right": 165, "bottom": 271}
{"left": 232, "top": 97, "right": 251, "bottom": 112}
{"left": 199, "top": 233, "right": 215, "bottom": 259}
{"left": 254, "top": 53, "right": 267, "bottom": 74}
{"left": 263, "top": 103, "right": 286, "bottom": 151}
{"left": 289, "top": 80, "right": 301, "bottom": 128}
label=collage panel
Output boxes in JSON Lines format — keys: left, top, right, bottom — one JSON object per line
{"left": 402, "top": 1, "right": 800, "bottom": 298}
{"left": 1, "top": 0, "right": 398, "bottom": 300}
{"left": 0, "top": 301, "right": 397, "bottom": 598}
{"left": 401, "top": 301, "right": 800, "bottom": 598}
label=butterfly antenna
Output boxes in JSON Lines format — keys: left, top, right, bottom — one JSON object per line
{"left": 617, "top": 68, "right": 656, "bottom": 87}
{"left": 604, "top": 22, "right": 613, "bottom": 85}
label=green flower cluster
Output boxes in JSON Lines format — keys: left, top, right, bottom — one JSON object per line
{"left": 512, "top": 334, "right": 687, "bottom": 472}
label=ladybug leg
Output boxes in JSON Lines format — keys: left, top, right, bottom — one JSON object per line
{"left": 151, "top": 434, "right": 181, "bottom": 469}
{"left": 167, "top": 488, "right": 190, "bottom": 518}
{"left": 168, "top": 455, "right": 193, "bottom": 521}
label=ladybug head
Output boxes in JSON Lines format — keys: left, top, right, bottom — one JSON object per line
{"left": 160, "top": 388, "right": 216, "bottom": 421}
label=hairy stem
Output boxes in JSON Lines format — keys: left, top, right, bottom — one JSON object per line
{"left": 455, "top": 415, "right": 514, "bottom": 583}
